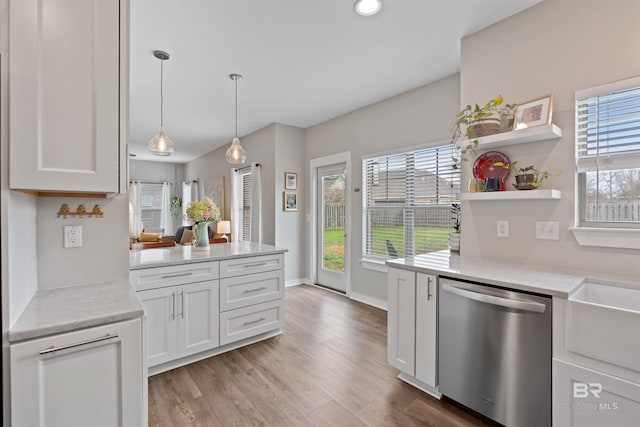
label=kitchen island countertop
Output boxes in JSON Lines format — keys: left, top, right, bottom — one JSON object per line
{"left": 9, "top": 280, "right": 144, "bottom": 343}
{"left": 129, "top": 241, "right": 287, "bottom": 270}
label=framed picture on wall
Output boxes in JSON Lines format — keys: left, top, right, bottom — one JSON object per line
{"left": 284, "top": 191, "right": 297, "bottom": 211}
{"left": 284, "top": 172, "right": 297, "bottom": 190}
{"left": 513, "top": 94, "right": 553, "bottom": 130}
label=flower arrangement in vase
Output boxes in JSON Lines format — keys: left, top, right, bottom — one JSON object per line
{"left": 185, "top": 197, "right": 221, "bottom": 249}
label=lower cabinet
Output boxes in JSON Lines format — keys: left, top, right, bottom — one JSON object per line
{"left": 11, "top": 318, "right": 144, "bottom": 427}
{"left": 387, "top": 267, "right": 438, "bottom": 392}
{"left": 138, "top": 280, "right": 219, "bottom": 368}
{"left": 553, "top": 358, "right": 640, "bottom": 426}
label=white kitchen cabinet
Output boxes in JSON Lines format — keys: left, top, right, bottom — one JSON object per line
{"left": 9, "top": 0, "right": 128, "bottom": 194}
{"left": 415, "top": 273, "right": 437, "bottom": 388}
{"left": 11, "top": 318, "right": 144, "bottom": 427}
{"left": 137, "top": 280, "right": 219, "bottom": 368}
{"left": 553, "top": 358, "right": 640, "bottom": 427}
{"left": 387, "top": 267, "right": 416, "bottom": 375}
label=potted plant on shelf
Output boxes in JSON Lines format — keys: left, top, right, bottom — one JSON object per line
{"left": 511, "top": 162, "right": 561, "bottom": 190}
{"left": 449, "top": 203, "right": 461, "bottom": 253}
{"left": 450, "top": 95, "right": 515, "bottom": 169}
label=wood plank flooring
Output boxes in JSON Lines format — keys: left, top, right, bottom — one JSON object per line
{"left": 148, "top": 284, "right": 492, "bottom": 426}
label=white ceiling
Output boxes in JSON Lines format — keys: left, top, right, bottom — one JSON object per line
{"left": 129, "top": 0, "right": 542, "bottom": 163}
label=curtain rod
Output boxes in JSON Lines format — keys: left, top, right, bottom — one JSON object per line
{"left": 129, "top": 180, "right": 176, "bottom": 185}
{"left": 234, "top": 163, "right": 261, "bottom": 172}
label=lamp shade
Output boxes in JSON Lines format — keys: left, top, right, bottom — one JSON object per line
{"left": 148, "top": 127, "right": 175, "bottom": 156}
{"left": 217, "top": 220, "right": 231, "bottom": 234}
{"left": 225, "top": 137, "right": 247, "bottom": 164}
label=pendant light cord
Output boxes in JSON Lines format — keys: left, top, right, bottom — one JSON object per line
{"left": 160, "top": 59, "right": 164, "bottom": 128}
{"left": 235, "top": 77, "right": 238, "bottom": 138}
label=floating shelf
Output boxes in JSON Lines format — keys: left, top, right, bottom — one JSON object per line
{"left": 455, "top": 124, "right": 562, "bottom": 150}
{"left": 460, "top": 189, "right": 562, "bottom": 201}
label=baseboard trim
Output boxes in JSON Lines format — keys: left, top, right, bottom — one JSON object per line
{"left": 285, "top": 278, "right": 310, "bottom": 287}
{"left": 349, "top": 291, "right": 388, "bottom": 311}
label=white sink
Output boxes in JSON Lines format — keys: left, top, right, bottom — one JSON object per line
{"left": 566, "top": 282, "right": 640, "bottom": 372}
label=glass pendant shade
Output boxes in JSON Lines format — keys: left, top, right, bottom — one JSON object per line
{"left": 148, "top": 127, "right": 175, "bottom": 156}
{"left": 225, "top": 137, "right": 247, "bottom": 164}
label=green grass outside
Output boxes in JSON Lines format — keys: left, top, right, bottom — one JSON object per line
{"left": 322, "top": 226, "right": 452, "bottom": 272}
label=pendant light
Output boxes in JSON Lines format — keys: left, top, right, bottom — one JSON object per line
{"left": 225, "top": 73, "right": 247, "bottom": 165}
{"left": 148, "top": 50, "right": 175, "bottom": 156}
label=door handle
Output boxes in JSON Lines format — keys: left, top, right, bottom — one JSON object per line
{"left": 441, "top": 284, "right": 546, "bottom": 313}
{"left": 171, "top": 291, "right": 176, "bottom": 320}
{"left": 180, "top": 290, "right": 185, "bottom": 319}
{"left": 427, "top": 276, "right": 433, "bottom": 301}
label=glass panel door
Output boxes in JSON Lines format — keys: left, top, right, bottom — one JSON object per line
{"left": 317, "top": 164, "right": 346, "bottom": 292}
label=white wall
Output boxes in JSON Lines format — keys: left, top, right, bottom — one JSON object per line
{"left": 460, "top": 0, "right": 640, "bottom": 279}
{"left": 274, "top": 124, "right": 306, "bottom": 283}
{"left": 36, "top": 195, "right": 130, "bottom": 289}
{"left": 305, "top": 74, "right": 461, "bottom": 304}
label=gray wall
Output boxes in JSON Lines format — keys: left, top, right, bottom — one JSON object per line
{"left": 460, "top": 0, "right": 640, "bottom": 279}
{"left": 305, "top": 74, "right": 461, "bottom": 304}
{"left": 274, "top": 124, "right": 306, "bottom": 283}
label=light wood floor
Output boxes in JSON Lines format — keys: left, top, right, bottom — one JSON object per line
{"left": 148, "top": 284, "right": 492, "bottom": 426}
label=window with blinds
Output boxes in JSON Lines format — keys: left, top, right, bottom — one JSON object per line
{"left": 238, "top": 171, "right": 252, "bottom": 241}
{"left": 140, "top": 183, "right": 163, "bottom": 230}
{"left": 576, "top": 76, "right": 640, "bottom": 227}
{"left": 362, "top": 143, "right": 460, "bottom": 259}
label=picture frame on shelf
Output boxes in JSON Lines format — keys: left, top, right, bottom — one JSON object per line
{"left": 513, "top": 94, "right": 553, "bottom": 130}
{"left": 283, "top": 191, "right": 297, "bottom": 211}
{"left": 284, "top": 172, "right": 297, "bottom": 190}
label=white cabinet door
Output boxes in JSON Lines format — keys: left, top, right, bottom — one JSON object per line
{"left": 9, "top": 0, "right": 122, "bottom": 192}
{"left": 138, "top": 287, "right": 178, "bottom": 367}
{"left": 387, "top": 268, "right": 416, "bottom": 375}
{"left": 177, "top": 280, "right": 220, "bottom": 357}
{"left": 11, "top": 318, "right": 143, "bottom": 427}
{"left": 553, "top": 358, "right": 640, "bottom": 427}
{"left": 415, "top": 273, "right": 437, "bottom": 388}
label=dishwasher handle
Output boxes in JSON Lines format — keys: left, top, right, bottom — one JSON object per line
{"left": 441, "top": 283, "right": 546, "bottom": 313}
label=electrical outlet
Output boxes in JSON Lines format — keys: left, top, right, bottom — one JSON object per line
{"left": 64, "top": 225, "right": 83, "bottom": 248}
{"left": 536, "top": 221, "right": 559, "bottom": 240}
{"left": 497, "top": 220, "right": 509, "bottom": 238}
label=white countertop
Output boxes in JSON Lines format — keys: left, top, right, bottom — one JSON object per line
{"left": 10, "top": 280, "right": 144, "bottom": 343}
{"left": 129, "top": 241, "right": 287, "bottom": 270}
{"left": 386, "top": 251, "right": 588, "bottom": 297}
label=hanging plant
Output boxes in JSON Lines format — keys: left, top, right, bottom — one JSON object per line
{"left": 170, "top": 196, "right": 182, "bottom": 219}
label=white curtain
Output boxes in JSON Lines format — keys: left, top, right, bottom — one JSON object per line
{"left": 160, "top": 182, "right": 173, "bottom": 235}
{"left": 129, "top": 181, "right": 143, "bottom": 238}
{"left": 182, "top": 180, "right": 199, "bottom": 225}
{"left": 231, "top": 171, "right": 240, "bottom": 242}
{"left": 250, "top": 163, "right": 262, "bottom": 244}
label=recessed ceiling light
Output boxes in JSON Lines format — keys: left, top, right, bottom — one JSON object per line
{"left": 355, "top": 0, "right": 381, "bottom": 16}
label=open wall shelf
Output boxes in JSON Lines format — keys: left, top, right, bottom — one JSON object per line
{"left": 455, "top": 124, "right": 562, "bottom": 151}
{"left": 460, "top": 189, "right": 562, "bottom": 201}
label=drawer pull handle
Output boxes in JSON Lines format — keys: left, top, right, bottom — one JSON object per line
{"left": 39, "top": 334, "right": 119, "bottom": 355}
{"left": 244, "top": 262, "right": 268, "bottom": 268}
{"left": 243, "top": 317, "right": 266, "bottom": 326}
{"left": 243, "top": 286, "right": 267, "bottom": 293}
{"left": 161, "top": 272, "right": 193, "bottom": 279}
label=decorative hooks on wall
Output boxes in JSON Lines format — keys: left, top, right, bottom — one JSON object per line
{"left": 57, "top": 204, "right": 104, "bottom": 218}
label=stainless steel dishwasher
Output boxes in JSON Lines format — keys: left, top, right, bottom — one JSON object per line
{"left": 438, "top": 277, "right": 551, "bottom": 427}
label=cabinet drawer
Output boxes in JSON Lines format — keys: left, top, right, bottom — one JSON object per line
{"left": 219, "top": 254, "right": 284, "bottom": 278}
{"left": 220, "top": 299, "right": 284, "bottom": 346}
{"left": 130, "top": 261, "right": 219, "bottom": 291}
{"left": 220, "top": 270, "right": 284, "bottom": 312}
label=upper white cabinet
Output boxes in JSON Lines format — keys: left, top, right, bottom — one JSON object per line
{"left": 9, "top": 0, "right": 128, "bottom": 194}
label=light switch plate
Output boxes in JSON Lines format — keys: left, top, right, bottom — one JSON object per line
{"left": 64, "top": 225, "right": 82, "bottom": 248}
{"left": 497, "top": 220, "right": 509, "bottom": 238}
{"left": 536, "top": 221, "right": 559, "bottom": 240}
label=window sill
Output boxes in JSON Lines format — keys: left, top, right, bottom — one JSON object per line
{"left": 569, "top": 227, "right": 640, "bottom": 250}
{"left": 360, "top": 258, "right": 389, "bottom": 273}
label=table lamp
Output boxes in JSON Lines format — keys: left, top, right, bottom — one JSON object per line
{"left": 217, "top": 220, "right": 231, "bottom": 242}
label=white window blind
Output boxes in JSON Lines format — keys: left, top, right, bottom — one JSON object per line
{"left": 363, "top": 143, "right": 459, "bottom": 259}
{"left": 576, "top": 76, "right": 640, "bottom": 226}
{"left": 140, "top": 183, "right": 163, "bottom": 231}
{"left": 238, "top": 170, "right": 252, "bottom": 241}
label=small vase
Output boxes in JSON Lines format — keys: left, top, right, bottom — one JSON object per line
{"left": 449, "top": 232, "right": 460, "bottom": 253}
{"left": 193, "top": 222, "right": 210, "bottom": 250}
